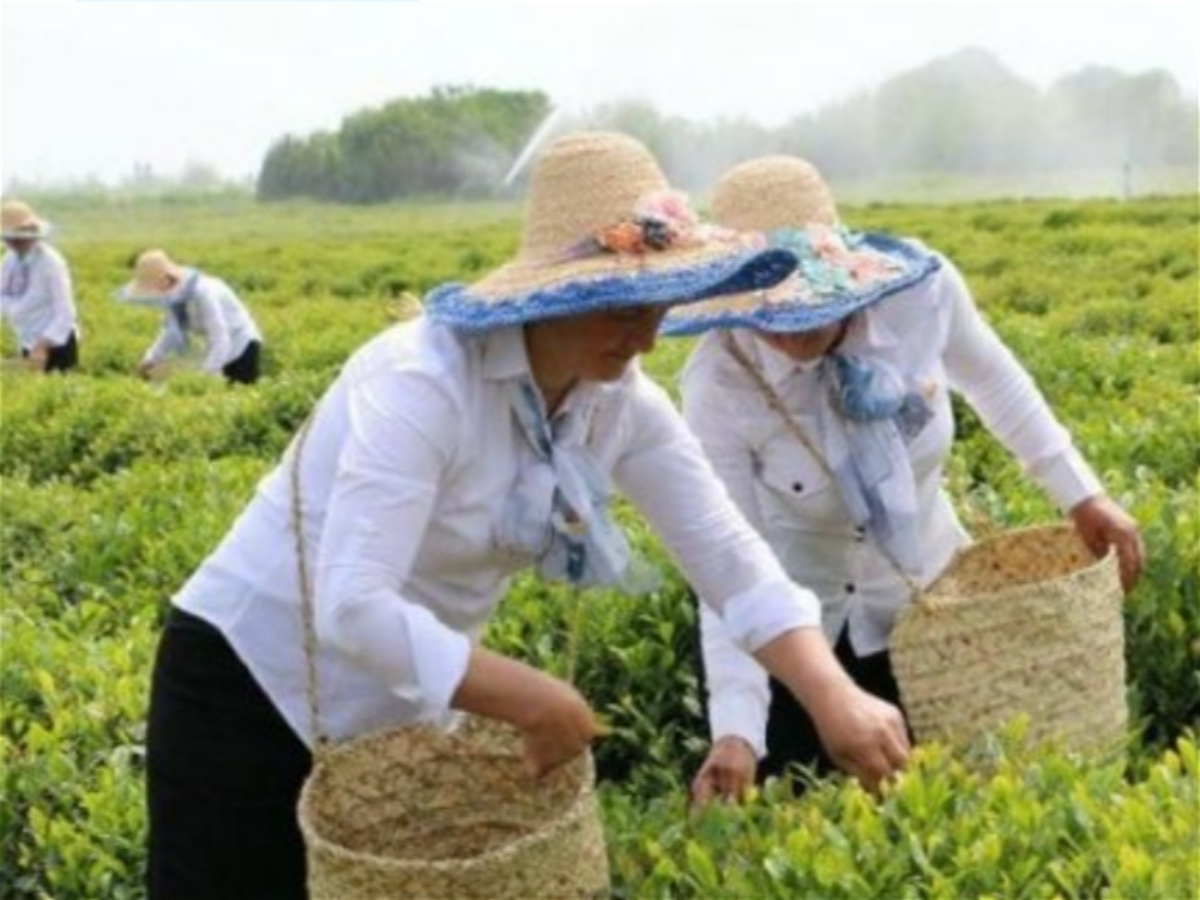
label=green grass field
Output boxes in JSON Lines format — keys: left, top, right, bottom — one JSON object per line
{"left": 1, "top": 194, "right": 1196, "bottom": 899}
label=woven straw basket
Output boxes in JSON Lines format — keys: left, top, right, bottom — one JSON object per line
{"left": 288, "top": 416, "right": 609, "bottom": 900}
{"left": 890, "top": 524, "right": 1127, "bottom": 755}
{"left": 298, "top": 715, "right": 610, "bottom": 900}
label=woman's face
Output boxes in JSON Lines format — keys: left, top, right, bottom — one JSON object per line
{"left": 3, "top": 237, "right": 37, "bottom": 257}
{"left": 754, "top": 319, "right": 847, "bottom": 363}
{"left": 528, "top": 305, "right": 667, "bottom": 385}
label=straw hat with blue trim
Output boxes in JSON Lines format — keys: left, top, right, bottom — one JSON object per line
{"left": 116, "top": 248, "right": 198, "bottom": 305}
{"left": 1, "top": 200, "right": 53, "bottom": 240}
{"left": 662, "top": 156, "right": 942, "bottom": 336}
{"left": 423, "top": 132, "right": 799, "bottom": 333}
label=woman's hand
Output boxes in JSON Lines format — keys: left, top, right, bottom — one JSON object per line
{"left": 690, "top": 735, "right": 757, "bottom": 808}
{"left": 1070, "top": 494, "right": 1145, "bottom": 592}
{"left": 451, "top": 647, "right": 606, "bottom": 778}
{"left": 26, "top": 342, "right": 49, "bottom": 372}
{"left": 754, "top": 627, "right": 909, "bottom": 793}
{"left": 808, "top": 683, "right": 910, "bottom": 794}
{"left": 516, "top": 674, "right": 606, "bottom": 778}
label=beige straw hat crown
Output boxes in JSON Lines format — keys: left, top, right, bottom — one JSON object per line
{"left": 1, "top": 200, "right": 52, "bottom": 239}
{"left": 711, "top": 155, "right": 841, "bottom": 232}
{"left": 424, "top": 131, "right": 799, "bottom": 332}
{"left": 119, "top": 248, "right": 193, "bottom": 302}
{"left": 662, "top": 155, "right": 941, "bottom": 336}
{"left": 519, "top": 130, "right": 668, "bottom": 261}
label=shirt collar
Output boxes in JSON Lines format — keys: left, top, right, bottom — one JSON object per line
{"left": 480, "top": 325, "right": 531, "bottom": 383}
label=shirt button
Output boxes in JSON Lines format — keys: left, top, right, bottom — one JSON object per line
{"left": 791, "top": 482, "right": 804, "bottom": 493}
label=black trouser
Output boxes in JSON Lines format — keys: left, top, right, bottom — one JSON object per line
{"left": 221, "top": 340, "right": 261, "bottom": 385}
{"left": 760, "top": 626, "right": 908, "bottom": 784}
{"left": 146, "top": 606, "right": 311, "bottom": 900}
{"left": 21, "top": 330, "right": 78, "bottom": 372}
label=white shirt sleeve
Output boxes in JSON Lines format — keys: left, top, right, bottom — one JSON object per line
{"left": 37, "top": 248, "right": 77, "bottom": 346}
{"left": 939, "top": 259, "right": 1103, "bottom": 511}
{"left": 143, "top": 314, "right": 182, "bottom": 365}
{"left": 613, "top": 374, "right": 821, "bottom": 648}
{"left": 0, "top": 255, "right": 15, "bottom": 324}
{"left": 313, "top": 367, "right": 472, "bottom": 718}
{"left": 680, "top": 338, "right": 774, "bottom": 753}
{"left": 193, "top": 281, "right": 234, "bottom": 373}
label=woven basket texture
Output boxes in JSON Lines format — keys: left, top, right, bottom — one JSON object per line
{"left": 891, "top": 525, "right": 1127, "bottom": 755}
{"left": 299, "top": 715, "right": 610, "bottom": 899}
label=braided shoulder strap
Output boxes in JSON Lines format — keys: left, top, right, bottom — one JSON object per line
{"left": 718, "top": 330, "right": 922, "bottom": 600}
{"left": 288, "top": 412, "right": 330, "bottom": 755}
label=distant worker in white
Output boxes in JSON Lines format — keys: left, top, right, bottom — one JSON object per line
{"left": 117, "top": 248, "right": 264, "bottom": 384}
{"left": 0, "top": 200, "right": 81, "bottom": 373}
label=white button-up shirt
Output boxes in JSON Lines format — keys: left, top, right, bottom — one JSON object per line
{"left": 0, "top": 243, "right": 78, "bottom": 351}
{"left": 143, "top": 273, "right": 262, "bottom": 372}
{"left": 178, "top": 317, "right": 820, "bottom": 746}
{"left": 681, "top": 255, "right": 1103, "bottom": 754}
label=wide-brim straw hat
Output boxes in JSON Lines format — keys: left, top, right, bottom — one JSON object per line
{"left": 661, "top": 156, "right": 941, "bottom": 337}
{"left": 423, "top": 132, "right": 799, "bottom": 333}
{"left": 1, "top": 200, "right": 53, "bottom": 240}
{"left": 116, "top": 248, "right": 196, "bottom": 304}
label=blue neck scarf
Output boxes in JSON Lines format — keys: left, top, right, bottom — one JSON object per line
{"left": 816, "top": 352, "right": 932, "bottom": 576}
{"left": 497, "top": 376, "right": 634, "bottom": 587}
{"left": 3, "top": 256, "right": 31, "bottom": 297}
{"left": 165, "top": 273, "right": 200, "bottom": 346}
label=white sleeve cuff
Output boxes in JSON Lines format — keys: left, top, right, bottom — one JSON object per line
{"left": 401, "top": 603, "right": 473, "bottom": 715}
{"left": 708, "top": 686, "right": 769, "bottom": 758}
{"left": 719, "top": 577, "right": 821, "bottom": 654}
{"left": 1029, "top": 446, "right": 1104, "bottom": 512}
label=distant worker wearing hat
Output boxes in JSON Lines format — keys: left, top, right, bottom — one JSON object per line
{"left": 0, "top": 200, "right": 80, "bottom": 373}
{"left": 144, "top": 133, "right": 913, "bottom": 900}
{"left": 669, "top": 157, "right": 1145, "bottom": 805}
{"left": 117, "top": 248, "right": 264, "bottom": 384}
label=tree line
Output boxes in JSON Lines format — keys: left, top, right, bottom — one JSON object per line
{"left": 256, "top": 49, "right": 1198, "bottom": 203}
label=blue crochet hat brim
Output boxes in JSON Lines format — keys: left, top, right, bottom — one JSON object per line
{"left": 661, "top": 230, "right": 941, "bottom": 337}
{"left": 424, "top": 246, "right": 798, "bottom": 334}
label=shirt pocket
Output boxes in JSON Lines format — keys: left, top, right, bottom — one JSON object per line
{"left": 905, "top": 374, "right": 954, "bottom": 479}
{"left": 752, "top": 434, "right": 848, "bottom": 532}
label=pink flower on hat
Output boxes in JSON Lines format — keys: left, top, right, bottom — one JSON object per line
{"left": 562, "top": 189, "right": 713, "bottom": 260}
{"left": 634, "top": 189, "right": 698, "bottom": 229}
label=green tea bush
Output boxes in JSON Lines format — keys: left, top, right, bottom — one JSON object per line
{"left": 1, "top": 195, "right": 1196, "bottom": 899}
{"left": 603, "top": 732, "right": 1198, "bottom": 900}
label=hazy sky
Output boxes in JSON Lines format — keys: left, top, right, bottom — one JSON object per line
{"left": 2, "top": 1, "right": 1197, "bottom": 185}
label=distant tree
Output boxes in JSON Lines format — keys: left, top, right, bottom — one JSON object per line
{"left": 1042, "top": 67, "right": 1197, "bottom": 174}
{"left": 257, "top": 86, "right": 551, "bottom": 203}
{"left": 779, "top": 90, "right": 879, "bottom": 180}
{"left": 253, "top": 59, "right": 1195, "bottom": 202}
{"left": 873, "top": 48, "right": 1041, "bottom": 176}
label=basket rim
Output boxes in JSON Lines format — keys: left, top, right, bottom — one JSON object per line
{"left": 911, "top": 523, "right": 1115, "bottom": 612}
{"left": 297, "top": 723, "right": 601, "bottom": 873}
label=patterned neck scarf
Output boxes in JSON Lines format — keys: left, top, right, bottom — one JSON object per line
{"left": 162, "top": 273, "right": 200, "bottom": 347}
{"left": 815, "top": 352, "right": 933, "bottom": 576}
{"left": 496, "top": 376, "right": 633, "bottom": 587}
{"left": 2, "top": 256, "right": 31, "bottom": 297}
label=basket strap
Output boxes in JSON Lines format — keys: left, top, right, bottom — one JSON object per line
{"left": 286, "top": 405, "right": 594, "bottom": 758}
{"left": 719, "top": 330, "right": 924, "bottom": 603}
{"left": 288, "top": 411, "right": 331, "bottom": 756}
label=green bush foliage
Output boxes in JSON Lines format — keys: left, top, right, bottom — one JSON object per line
{"left": 1, "top": 195, "right": 1196, "bottom": 898}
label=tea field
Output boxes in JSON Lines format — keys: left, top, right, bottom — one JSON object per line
{"left": 1, "top": 194, "right": 1196, "bottom": 898}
